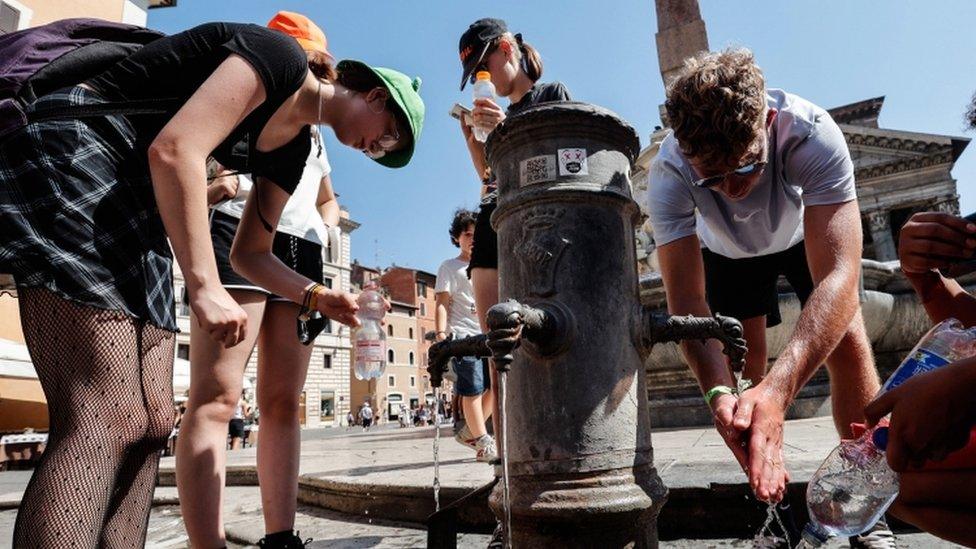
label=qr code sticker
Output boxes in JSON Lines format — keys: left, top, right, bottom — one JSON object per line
{"left": 519, "top": 155, "right": 556, "bottom": 187}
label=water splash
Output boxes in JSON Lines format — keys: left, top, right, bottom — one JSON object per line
{"left": 433, "top": 387, "right": 442, "bottom": 512}
{"left": 753, "top": 502, "right": 791, "bottom": 548}
{"left": 498, "top": 371, "right": 513, "bottom": 549}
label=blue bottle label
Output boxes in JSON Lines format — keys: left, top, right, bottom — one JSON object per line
{"left": 882, "top": 348, "right": 950, "bottom": 392}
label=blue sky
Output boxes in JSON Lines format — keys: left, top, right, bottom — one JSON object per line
{"left": 149, "top": 1, "right": 976, "bottom": 273}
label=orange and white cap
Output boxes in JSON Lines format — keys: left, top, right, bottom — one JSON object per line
{"left": 267, "top": 11, "right": 335, "bottom": 62}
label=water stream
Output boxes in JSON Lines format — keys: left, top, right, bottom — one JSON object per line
{"left": 432, "top": 387, "right": 442, "bottom": 512}
{"left": 498, "top": 371, "right": 513, "bottom": 549}
{"left": 753, "top": 502, "right": 791, "bottom": 548}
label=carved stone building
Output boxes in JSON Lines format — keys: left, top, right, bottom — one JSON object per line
{"left": 835, "top": 97, "right": 968, "bottom": 261}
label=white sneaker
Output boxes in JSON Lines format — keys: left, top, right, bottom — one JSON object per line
{"left": 454, "top": 422, "right": 479, "bottom": 450}
{"left": 475, "top": 435, "right": 497, "bottom": 463}
{"left": 849, "top": 518, "right": 897, "bottom": 549}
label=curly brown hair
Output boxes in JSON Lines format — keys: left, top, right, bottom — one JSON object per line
{"left": 665, "top": 48, "right": 767, "bottom": 169}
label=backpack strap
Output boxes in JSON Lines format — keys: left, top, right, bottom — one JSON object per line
{"left": 27, "top": 97, "right": 177, "bottom": 123}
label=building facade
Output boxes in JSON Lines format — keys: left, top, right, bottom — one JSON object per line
{"left": 173, "top": 209, "right": 358, "bottom": 428}
{"left": 0, "top": 0, "right": 174, "bottom": 32}
{"left": 379, "top": 267, "right": 440, "bottom": 401}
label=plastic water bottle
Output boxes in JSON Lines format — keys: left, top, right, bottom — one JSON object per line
{"left": 353, "top": 281, "right": 387, "bottom": 380}
{"left": 471, "top": 71, "right": 496, "bottom": 143}
{"left": 800, "top": 319, "right": 976, "bottom": 546}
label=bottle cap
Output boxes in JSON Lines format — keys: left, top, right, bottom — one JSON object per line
{"left": 476, "top": 71, "right": 491, "bottom": 81}
{"left": 872, "top": 426, "right": 889, "bottom": 452}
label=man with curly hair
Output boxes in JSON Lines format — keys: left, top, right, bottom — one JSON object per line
{"left": 647, "top": 48, "right": 890, "bottom": 546}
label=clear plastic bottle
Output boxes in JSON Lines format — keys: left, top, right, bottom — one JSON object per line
{"left": 471, "top": 71, "right": 496, "bottom": 143}
{"left": 353, "top": 281, "right": 387, "bottom": 380}
{"left": 800, "top": 319, "right": 976, "bottom": 546}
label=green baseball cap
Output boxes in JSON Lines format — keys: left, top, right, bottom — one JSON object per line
{"left": 337, "top": 59, "right": 425, "bottom": 168}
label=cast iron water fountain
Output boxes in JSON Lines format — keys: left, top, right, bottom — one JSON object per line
{"left": 426, "top": 102, "right": 747, "bottom": 548}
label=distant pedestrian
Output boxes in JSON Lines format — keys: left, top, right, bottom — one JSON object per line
{"left": 359, "top": 403, "right": 374, "bottom": 431}
{"left": 346, "top": 411, "right": 355, "bottom": 430}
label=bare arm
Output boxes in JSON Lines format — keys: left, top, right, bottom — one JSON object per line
{"left": 733, "top": 200, "right": 863, "bottom": 502}
{"left": 230, "top": 177, "right": 359, "bottom": 327}
{"left": 657, "top": 234, "right": 749, "bottom": 470}
{"left": 657, "top": 235, "right": 737, "bottom": 391}
{"left": 761, "top": 200, "right": 864, "bottom": 401}
{"left": 459, "top": 118, "right": 489, "bottom": 190}
{"left": 316, "top": 173, "right": 341, "bottom": 228}
{"left": 148, "top": 54, "right": 265, "bottom": 346}
{"left": 435, "top": 291, "right": 451, "bottom": 341}
{"left": 897, "top": 212, "right": 976, "bottom": 327}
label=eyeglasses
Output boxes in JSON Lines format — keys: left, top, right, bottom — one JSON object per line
{"left": 363, "top": 114, "right": 401, "bottom": 160}
{"left": 692, "top": 136, "right": 769, "bottom": 188}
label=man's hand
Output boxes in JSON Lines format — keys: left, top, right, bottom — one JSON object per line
{"left": 207, "top": 172, "right": 239, "bottom": 205}
{"left": 711, "top": 392, "right": 750, "bottom": 473}
{"left": 897, "top": 212, "right": 976, "bottom": 275}
{"left": 865, "top": 357, "right": 976, "bottom": 471}
{"left": 734, "top": 383, "right": 790, "bottom": 502}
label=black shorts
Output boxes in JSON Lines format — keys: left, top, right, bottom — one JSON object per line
{"left": 209, "top": 210, "right": 323, "bottom": 302}
{"left": 701, "top": 241, "right": 814, "bottom": 328}
{"left": 467, "top": 197, "right": 498, "bottom": 278}
{"left": 228, "top": 418, "right": 245, "bottom": 439}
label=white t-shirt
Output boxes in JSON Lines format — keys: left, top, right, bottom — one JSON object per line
{"left": 359, "top": 406, "right": 373, "bottom": 420}
{"left": 434, "top": 257, "right": 480, "bottom": 338}
{"left": 646, "top": 89, "right": 857, "bottom": 259}
{"left": 215, "top": 131, "right": 332, "bottom": 245}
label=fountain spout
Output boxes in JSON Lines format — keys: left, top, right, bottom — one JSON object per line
{"left": 637, "top": 307, "right": 748, "bottom": 369}
{"left": 426, "top": 333, "right": 491, "bottom": 388}
{"left": 485, "top": 299, "right": 575, "bottom": 372}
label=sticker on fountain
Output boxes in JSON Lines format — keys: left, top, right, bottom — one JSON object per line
{"left": 558, "top": 148, "right": 588, "bottom": 176}
{"left": 516, "top": 206, "right": 570, "bottom": 297}
{"left": 519, "top": 154, "right": 557, "bottom": 187}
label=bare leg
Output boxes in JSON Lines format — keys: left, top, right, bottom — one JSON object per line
{"left": 823, "top": 308, "right": 879, "bottom": 438}
{"left": 462, "top": 394, "right": 488, "bottom": 439}
{"left": 230, "top": 436, "right": 242, "bottom": 450}
{"left": 255, "top": 301, "right": 314, "bottom": 535}
{"left": 740, "top": 316, "right": 768, "bottom": 385}
{"left": 176, "top": 290, "right": 265, "bottom": 548}
{"left": 470, "top": 267, "right": 499, "bottom": 437}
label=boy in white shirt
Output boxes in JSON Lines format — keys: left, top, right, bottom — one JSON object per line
{"left": 435, "top": 209, "right": 496, "bottom": 462}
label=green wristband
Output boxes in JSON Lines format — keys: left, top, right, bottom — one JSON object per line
{"left": 704, "top": 385, "right": 735, "bottom": 406}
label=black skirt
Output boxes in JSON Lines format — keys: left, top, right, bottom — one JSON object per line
{"left": 0, "top": 86, "right": 176, "bottom": 331}
{"left": 467, "top": 193, "right": 498, "bottom": 278}
{"left": 208, "top": 210, "right": 323, "bottom": 301}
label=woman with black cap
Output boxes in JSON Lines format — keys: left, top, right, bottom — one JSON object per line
{"left": 0, "top": 17, "right": 424, "bottom": 547}
{"left": 455, "top": 17, "right": 571, "bottom": 548}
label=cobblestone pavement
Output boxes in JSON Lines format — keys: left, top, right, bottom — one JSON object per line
{"left": 0, "top": 503, "right": 962, "bottom": 548}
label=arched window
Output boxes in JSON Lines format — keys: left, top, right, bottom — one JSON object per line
{"left": 388, "top": 349, "right": 395, "bottom": 364}
{"left": 409, "top": 352, "right": 415, "bottom": 365}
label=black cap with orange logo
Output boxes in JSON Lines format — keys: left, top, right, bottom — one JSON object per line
{"left": 458, "top": 18, "right": 508, "bottom": 91}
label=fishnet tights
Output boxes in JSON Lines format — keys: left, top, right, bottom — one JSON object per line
{"left": 13, "top": 288, "right": 175, "bottom": 548}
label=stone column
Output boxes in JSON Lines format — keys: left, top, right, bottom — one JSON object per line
{"left": 933, "top": 196, "right": 961, "bottom": 216}
{"left": 655, "top": 0, "right": 709, "bottom": 87}
{"left": 867, "top": 210, "right": 897, "bottom": 262}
